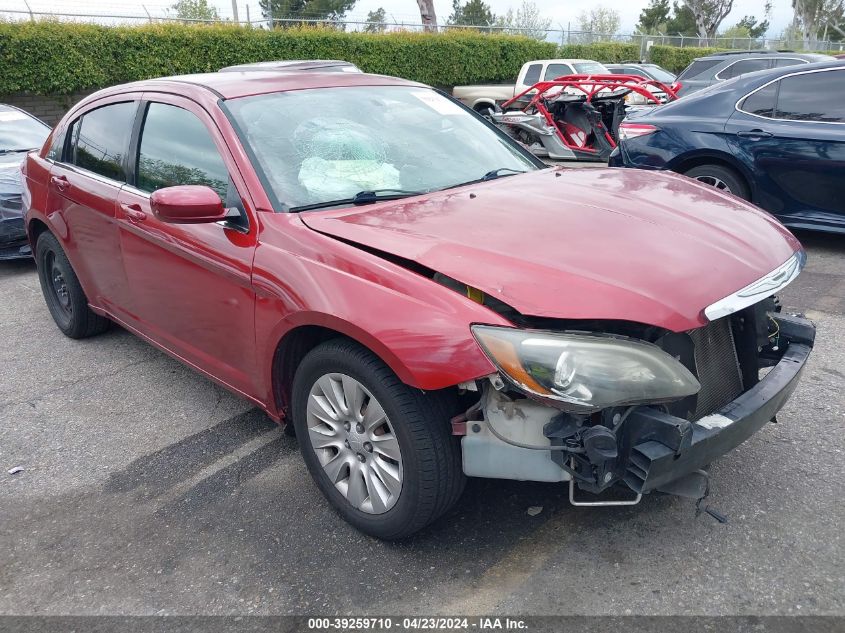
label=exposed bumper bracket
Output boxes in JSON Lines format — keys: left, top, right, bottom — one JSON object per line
{"left": 621, "top": 315, "right": 814, "bottom": 494}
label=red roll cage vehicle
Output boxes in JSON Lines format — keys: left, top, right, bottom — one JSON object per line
{"left": 491, "top": 74, "right": 680, "bottom": 161}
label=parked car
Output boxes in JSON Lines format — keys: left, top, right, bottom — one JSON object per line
{"left": 834, "top": 53, "right": 845, "bottom": 59}
{"left": 610, "top": 60, "right": 845, "bottom": 233}
{"left": 0, "top": 105, "right": 50, "bottom": 260}
{"left": 606, "top": 62, "right": 677, "bottom": 83}
{"left": 24, "top": 70, "right": 814, "bottom": 539}
{"left": 453, "top": 59, "right": 610, "bottom": 113}
{"left": 219, "top": 59, "right": 362, "bottom": 73}
{"left": 674, "top": 51, "right": 831, "bottom": 96}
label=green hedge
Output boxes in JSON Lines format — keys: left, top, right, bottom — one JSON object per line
{"left": 0, "top": 21, "right": 558, "bottom": 95}
{"left": 559, "top": 42, "right": 641, "bottom": 63}
{"left": 7, "top": 22, "right": 822, "bottom": 96}
{"left": 648, "top": 45, "right": 729, "bottom": 73}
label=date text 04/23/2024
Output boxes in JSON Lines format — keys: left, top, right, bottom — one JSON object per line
{"left": 307, "top": 617, "right": 528, "bottom": 630}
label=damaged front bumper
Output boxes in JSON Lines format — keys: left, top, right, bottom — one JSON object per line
{"left": 459, "top": 314, "right": 816, "bottom": 500}
{"left": 621, "top": 315, "right": 814, "bottom": 494}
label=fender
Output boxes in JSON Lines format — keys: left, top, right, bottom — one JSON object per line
{"left": 252, "top": 215, "right": 509, "bottom": 414}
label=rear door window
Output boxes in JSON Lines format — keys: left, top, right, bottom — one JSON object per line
{"left": 718, "top": 59, "right": 772, "bottom": 80}
{"left": 740, "top": 82, "right": 778, "bottom": 118}
{"left": 522, "top": 64, "right": 542, "bottom": 85}
{"left": 772, "top": 58, "right": 808, "bottom": 68}
{"left": 775, "top": 70, "right": 845, "bottom": 122}
{"left": 676, "top": 59, "right": 722, "bottom": 80}
{"left": 543, "top": 63, "right": 573, "bottom": 80}
{"left": 72, "top": 102, "right": 137, "bottom": 182}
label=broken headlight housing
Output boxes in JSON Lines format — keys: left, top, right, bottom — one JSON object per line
{"left": 471, "top": 325, "right": 700, "bottom": 412}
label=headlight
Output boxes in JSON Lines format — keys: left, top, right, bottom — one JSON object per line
{"left": 471, "top": 326, "right": 700, "bottom": 412}
{"left": 624, "top": 91, "right": 649, "bottom": 105}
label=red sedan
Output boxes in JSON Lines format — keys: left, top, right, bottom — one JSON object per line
{"left": 23, "top": 70, "right": 814, "bottom": 538}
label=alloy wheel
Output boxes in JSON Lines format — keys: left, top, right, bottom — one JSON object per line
{"left": 693, "top": 175, "right": 732, "bottom": 193}
{"left": 306, "top": 373, "right": 403, "bottom": 514}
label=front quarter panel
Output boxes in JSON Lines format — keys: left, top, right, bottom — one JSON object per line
{"left": 252, "top": 213, "right": 508, "bottom": 411}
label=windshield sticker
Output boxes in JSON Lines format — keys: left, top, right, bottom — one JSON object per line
{"left": 410, "top": 91, "right": 465, "bottom": 115}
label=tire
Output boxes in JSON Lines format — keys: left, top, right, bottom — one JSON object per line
{"left": 291, "top": 339, "right": 465, "bottom": 539}
{"left": 474, "top": 103, "right": 495, "bottom": 118}
{"left": 35, "top": 231, "right": 110, "bottom": 339}
{"left": 683, "top": 164, "right": 750, "bottom": 200}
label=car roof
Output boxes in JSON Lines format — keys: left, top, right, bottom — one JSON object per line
{"left": 219, "top": 59, "right": 361, "bottom": 73}
{"left": 91, "top": 70, "right": 424, "bottom": 101}
{"left": 531, "top": 59, "right": 604, "bottom": 65}
{"left": 695, "top": 51, "right": 832, "bottom": 62}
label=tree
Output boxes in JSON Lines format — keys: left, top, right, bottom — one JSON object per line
{"left": 260, "top": 0, "right": 357, "bottom": 24}
{"left": 636, "top": 0, "right": 671, "bottom": 33}
{"left": 792, "top": 0, "right": 844, "bottom": 44}
{"left": 665, "top": 2, "right": 698, "bottom": 35}
{"left": 171, "top": 0, "right": 220, "bottom": 21}
{"left": 365, "top": 7, "right": 387, "bottom": 32}
{"left": 449, "top": 0, "right": 495, "bottom": 27}
{"left": 494, "top": 1, "right": 552, "bottom": 40}
{"left": 681, "top": 0, "right": 735, "bottom": 40}
{"left": 736, "top": 15, "right": 770, "bottom": 37}
{"left": 416, "top": 0, "right": 438, "bottom": 31}
{"left": 578, "top": 6, "right": 621, "bottom": 34}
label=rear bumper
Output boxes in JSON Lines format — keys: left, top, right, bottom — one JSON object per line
{"left": 622, "top": 314, "right": 815, "bottom": 493}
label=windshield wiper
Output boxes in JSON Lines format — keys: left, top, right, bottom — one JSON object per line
{"left": 0, "top": 148, "right": 37, "bottom": 155}
{"left": 442, "top": 167, "right": 528, "bottom": 191}
{"left": 481, "top": 167, "right": 527, "bottom": 181}
{"left": 288, "top": 189, "right": 426, "bottom": 213}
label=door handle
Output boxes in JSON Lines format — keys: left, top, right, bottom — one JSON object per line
{"left": 736, "top": 129, "right": 773, "bottom": 138}
{"left": 120, "top": 203, "right": 147, "bottom": 223}
{"left": 50, "top": 175, "right": 70, "bottom": 192}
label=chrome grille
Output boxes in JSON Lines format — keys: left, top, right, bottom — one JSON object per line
{"left": 688, "top": 317, "right": 743, "bottom": 421}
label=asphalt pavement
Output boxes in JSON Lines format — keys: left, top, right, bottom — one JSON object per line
{"left": 0, "top": 228, "right": 843, "bottom": 616}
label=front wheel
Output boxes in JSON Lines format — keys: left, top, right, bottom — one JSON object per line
{"left": 291, "top": 339, "right": 465, "bottom": 539}
{"left": 683, "top": 164, "right": 750, "bottom": 200}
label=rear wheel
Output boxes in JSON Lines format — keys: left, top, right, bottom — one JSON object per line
{"left": 35, "top": 232, "right": 109, "bottom": 339}
{"left": 291, "top": 339, "right": 464, "bottom": 539}
{"left": 683, "top": 164, "right": 750, "bottom": 200}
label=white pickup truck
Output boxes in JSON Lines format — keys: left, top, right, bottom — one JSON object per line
{"left": 452, "top": 58, "right": 610, "bottom": 113}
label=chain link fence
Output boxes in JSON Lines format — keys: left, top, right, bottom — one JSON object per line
{"left": 1, "top": 0, "right": 842, "bottom": 53}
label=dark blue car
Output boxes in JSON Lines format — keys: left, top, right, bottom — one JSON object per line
{"left": 609, "top": 60, "right": 845, "bottom": 233}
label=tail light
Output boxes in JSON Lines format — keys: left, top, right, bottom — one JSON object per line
{"left": 618, "top": 123, "right": 659, "bottom": 141}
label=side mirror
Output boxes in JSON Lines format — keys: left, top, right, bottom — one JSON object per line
{"left": 150, "top": 185, "right": 227, "bottom": 224}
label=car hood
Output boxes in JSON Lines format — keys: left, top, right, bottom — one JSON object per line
{"left": 300, "top": 168, "right": 801, "bottom": 332}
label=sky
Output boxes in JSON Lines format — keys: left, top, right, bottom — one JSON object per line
{"left": 348, "top": 0, "right": 793, "bottom": 36}
{"left": 3, "top": 0, "right": 795, "bottom": 37}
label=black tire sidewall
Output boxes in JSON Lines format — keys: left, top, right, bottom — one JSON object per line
{"left": 35, "top": 232, "right": 76, "bottom": 334}
{"left": 291, "top": 341, "right": 440, "bottom": 539}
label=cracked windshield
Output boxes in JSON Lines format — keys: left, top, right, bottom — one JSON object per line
{"left": 225, "top": 85, "right": 538, "bottom": 210}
